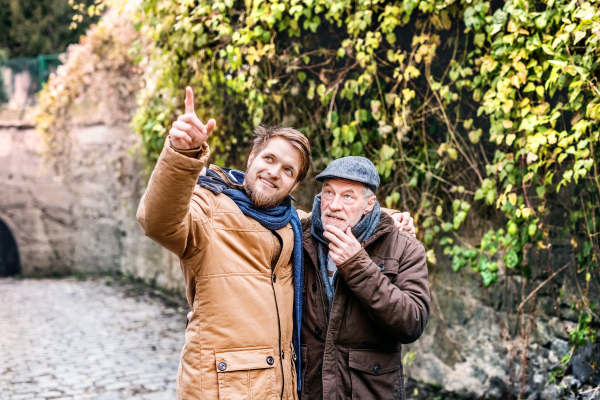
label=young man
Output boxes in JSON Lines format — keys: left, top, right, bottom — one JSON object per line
{"left": 138, "top": 87, "right": 415, "bottom": 399}
{"left": 138, "top": 87, "right": 309, "bottom": 399}
{"left": 300, "top": 157, "right": 430, "bottom": 399}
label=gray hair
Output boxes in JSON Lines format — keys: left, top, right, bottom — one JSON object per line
{"left": 362, "top": 185, "right": 375, "bottom": 200}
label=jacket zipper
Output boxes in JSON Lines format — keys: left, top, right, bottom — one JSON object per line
{"left": 313, "top": 261, "right": 330, "bottom": 323}
{"left": 271, "top": 274, "right": 284, "bottom": 399}
{"left": 271, "top": 231, "right": 284, "bottom": 400}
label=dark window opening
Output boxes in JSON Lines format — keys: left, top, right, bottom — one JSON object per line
{"left": 0, "top": 219, "right": 20, "bottom": 277}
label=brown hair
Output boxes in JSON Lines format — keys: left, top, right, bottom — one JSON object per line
{"left": 251, "top": 125, "right": 312, "bottom": 183}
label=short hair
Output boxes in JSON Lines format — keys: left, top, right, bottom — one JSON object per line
{"left": 251, "top": 125, "right": 312, "bottom": 183}
{"left": 362, "top": 185, "right": 375, "bottom": 199}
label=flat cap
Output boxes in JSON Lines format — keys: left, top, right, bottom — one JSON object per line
{"left": 315, "top": 156, "right": 380, "bottom": 193}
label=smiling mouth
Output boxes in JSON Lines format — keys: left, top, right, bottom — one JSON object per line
{"left": 259, "top": 177, "right": 277, "bottom": 189}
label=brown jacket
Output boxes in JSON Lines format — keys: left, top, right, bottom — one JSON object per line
{"left": 300, "top": 213, "right": 430, "bottom": 400}
{"left": 137, "top": 139, "right": 298, "bottom": 400}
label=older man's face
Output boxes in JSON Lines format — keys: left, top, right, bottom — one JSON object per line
{"left": 320, "top": 178, "right": 376, "bottom": 231}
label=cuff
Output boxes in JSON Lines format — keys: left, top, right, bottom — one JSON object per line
{"left": 336, "top": 248, "right": 372, "bottom": 281}
{"left": 165, "top": 136, "right": 211, "bottom": 169}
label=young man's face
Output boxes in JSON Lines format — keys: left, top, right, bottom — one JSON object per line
{"left": 320, "top": 178, "right": 376, "bottom": 231}
{"left": 245, "top": 137, "right": 302, "bottom": 208}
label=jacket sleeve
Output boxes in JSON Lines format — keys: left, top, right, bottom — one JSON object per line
{"left": 136, "top": 137, "right": 214, "bottom": 259}
{"left": 336, "top": 238, "right": 430, "bottom": 343}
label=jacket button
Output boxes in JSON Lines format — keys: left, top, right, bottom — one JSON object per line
{"left": 315, "top": 326, "right": 322, "bottom": 335}
{"left": 318, "top": 369, "right": 322, "bottom": 376}
{"left": 281, "top": 350, "right": 285, "bottom": 359}
{"left": 312, "top": 283, "right": 317, "bottom": 292}
{"left": 272, "top": 274, "right": 277, "bottom": 283}
{"left": 218, "top": 361, "right": 227, "bottom": 371}
{"left": 379, "top": 264, "right": 386, "bottom": 272}
{"left": 266, "top": 356, "right": 275, "bottom": 365}
{"left": 373, "top": 364, "right": 382, "bottom": 374}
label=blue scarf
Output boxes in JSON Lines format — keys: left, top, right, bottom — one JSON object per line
{"left": 199, "top": 168, "right": 304, "bottom": 390}
{"left": 310, "top": 193, "right": 380, "bottom": 309}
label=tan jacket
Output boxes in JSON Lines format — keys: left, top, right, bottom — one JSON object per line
{"left": 137, "top": 138, "right": 298, "bottom": 400}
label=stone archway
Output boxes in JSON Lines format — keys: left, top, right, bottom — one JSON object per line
{"left": 0, "top": 218, "right": 20, "bottom": 276}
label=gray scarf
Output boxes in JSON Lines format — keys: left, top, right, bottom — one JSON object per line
{"left": 310, "top": 193, "right": 380, "bottom": 312}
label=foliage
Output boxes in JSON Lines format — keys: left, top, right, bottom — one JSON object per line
{"left": 0, "top": 0, "right": 99, "bottom": 58}
{"left": 35, "top": 1, "right": 142, "bottom": 166}
{"left": 131, "top": 0, "right": 599, "bottom": 357}
{"left": 43, "top": 0, "right": 600, "bottom": 383}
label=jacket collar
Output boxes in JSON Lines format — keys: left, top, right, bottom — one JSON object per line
{"left": 209, "top": 165, "right": 246, "bottom": 190}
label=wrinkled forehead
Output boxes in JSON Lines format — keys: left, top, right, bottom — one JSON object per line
{"left": 321, "top": 178, "right": 364, "bottom": 193}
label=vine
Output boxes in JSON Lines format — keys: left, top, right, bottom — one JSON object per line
{"left": 43, "top": 0, "right": 599, "bottom": 389}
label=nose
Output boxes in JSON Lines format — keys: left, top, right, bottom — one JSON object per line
{"left": 266, "top": 165, "right": 281, "bottom": 180}
{"left": 329, "top": 195, "right": 343, "bottom": 211}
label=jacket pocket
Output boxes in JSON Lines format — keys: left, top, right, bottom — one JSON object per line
{"left": 215, "top": 347, "right": 278, "bottom": 400}
{"left": 348, "top": 349, "right": 403, "bottom": 400}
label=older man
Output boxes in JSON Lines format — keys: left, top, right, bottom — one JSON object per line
{"left": 300, "top": 157, "right": 430, "bottom": 400}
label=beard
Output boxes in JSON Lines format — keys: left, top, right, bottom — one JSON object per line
{"left": 244, "top": 179, "right": 288, "bottom": 209}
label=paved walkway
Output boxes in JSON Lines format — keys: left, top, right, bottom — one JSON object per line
{"left": 0, "top": 278, "right": 187, "bottom": 400}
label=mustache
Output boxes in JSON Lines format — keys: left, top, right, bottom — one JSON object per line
{"left": 323, "top": 211, "right": 347, "bottom": 221}
{"left": 256, "top": 175, "right": 278, "bottom": 189}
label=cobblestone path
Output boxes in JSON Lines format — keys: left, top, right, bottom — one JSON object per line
{"left": 0, "top": 278, "right": 187, "bottom": 400}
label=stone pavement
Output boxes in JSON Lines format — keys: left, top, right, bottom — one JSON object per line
{"left": 0, "top": 278, "right": 188, "bottom": 400}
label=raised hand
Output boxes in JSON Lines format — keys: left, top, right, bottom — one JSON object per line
{"left": 324, "top": 225, "right": 362, "bottom": 266}
{"left": 169, "top": 86, "right": 216, "bottom": 150}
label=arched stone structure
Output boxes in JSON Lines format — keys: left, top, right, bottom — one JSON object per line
{"left": 0, "top": 218, "right": 20, "bottom": 276}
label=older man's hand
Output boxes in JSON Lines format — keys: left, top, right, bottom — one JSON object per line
{"left": 391, "top": 212, "right": 416, "bottom": 237}
{"left": 323, "top": 225, "right": 362, "bottom": 266}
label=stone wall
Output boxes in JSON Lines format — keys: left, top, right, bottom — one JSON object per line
{"left": 0, "top": 121, "right": 184, "bottom": 294}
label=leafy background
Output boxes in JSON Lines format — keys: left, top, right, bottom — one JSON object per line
{"left": 36, "top": 0, "right": 599, "bottom": 391}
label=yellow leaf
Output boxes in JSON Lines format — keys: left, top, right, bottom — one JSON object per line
{"left": 506, "top": 133, "right": 516, "bottom": 146}
{"left": 508, "top": 193, "right": 517, "bottom": 205}
{"left": 503, "top": 120, "right": 514, "bottom": 129}
{"left": 502, "top": 99, "right": 514, "bottom": 114}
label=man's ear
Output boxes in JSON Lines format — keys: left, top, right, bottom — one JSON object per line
{"left": 363, "top": 195, "right": 377, "bottom": 214}
{"left": 247, "top": 152, "right": 255, "bottom": 169}
{"left": 290, "top": 180, "right": 300, "bottom": 193}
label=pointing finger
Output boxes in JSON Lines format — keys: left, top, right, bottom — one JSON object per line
{"left": 185, "top": 86, "right": 195, "bottom": 115}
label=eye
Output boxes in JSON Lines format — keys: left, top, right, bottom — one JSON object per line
{"left": 264, "top": 156, "right": 273, "bottom": 162}
{"left": 345, "top": 194, "right": 353, "bottom": 199}
{"left": 284, "top": 168, "right": 293, "bottom": 176}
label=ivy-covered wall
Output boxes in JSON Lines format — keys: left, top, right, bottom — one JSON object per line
{"left": 35, "top": 0, "right": 599, "bottom": 397}
{"left": 129, "top": 0, "right": 599, "bottom": 376}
